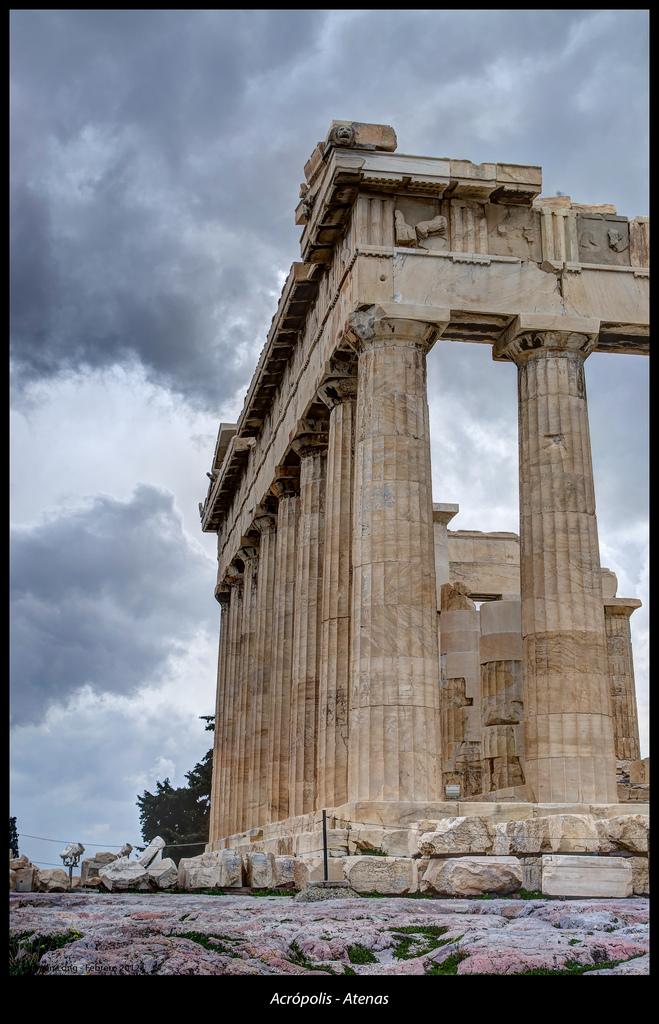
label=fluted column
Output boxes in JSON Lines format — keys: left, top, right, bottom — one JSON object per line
{"left": 604, "top": 599, "right": 642, "bottom": 762}
{"left": 251, "top": 504, "right": 278, "bottom": 826}
{"left": 479, "top": 598, "right": 525, "bottom": 794}
{"left": 209, "top": 584, "right": 231, "bottom": 844}
{"left": 289, "top": 426, "right": 328, "bottom": 817}
{"left": 346, "top": 304, "right": 449, "bottom": 802}
{"left": 235, "top": 544, "right": 258, "bottom": 833}
{"left": 494, "top": 315, "right": 617, "bottom": 803}
{"left": 267, "top": 466, "right": 300, "bottom": 822}
{"left": 317, "top": 372, "right": 358, "bottom": 809}
{"left": 224, "top": 564, "right": 244, "bottom": 836}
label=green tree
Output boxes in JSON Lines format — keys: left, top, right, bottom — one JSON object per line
{"left": 9, "top": 817, "right": 19, "bottom": 858}
{"left": 136, "top": 716, "right": 215, "bottom": 865}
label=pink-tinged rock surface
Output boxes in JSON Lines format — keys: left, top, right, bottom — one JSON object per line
{"left": 9, "top": 892, "right": 649, "bottom": 976}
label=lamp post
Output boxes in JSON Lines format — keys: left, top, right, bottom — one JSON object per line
{"left": 59, "top": 842, "right": 85, "bottom": 891}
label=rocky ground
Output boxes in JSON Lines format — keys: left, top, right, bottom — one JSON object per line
{"left": 9, "top": 891, "right": 649, "bottom": 976}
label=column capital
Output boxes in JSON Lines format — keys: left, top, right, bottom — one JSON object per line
{"left": 288, "top": 416, "right": 329, "bottom": 458}
{"left": 252, "top": 500, "right": 278, "bottom": 535}
{"left": 214, "top": 582, "right": 231, "bottom": 606}
{"left": 493, "top": 314, "right": 600, "bottom": 363}
{"left": 345, "top": 302, "right": 450, "bottom": 353}
{"left": 604, "top": 597, "right": 642, "bottom": 618}
{"left": 237, "top": 538, "right": 259, "bottom": 565}
{"left": 433, "top": 502, "right": 459, "bottom": 528}
{"left": 269, "top": 463, "right": 300, "bottom": 499}
{"left": 225, "top": 561, "right": 244, "bottom": 589}
{"left": 318, "top": 375, "right": 358, "bottom": 409}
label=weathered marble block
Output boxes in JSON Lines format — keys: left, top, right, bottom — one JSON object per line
{"left": 343, "top": 856, "right": 418, "bottom": 895}
{"left": 421, "top": 856, "right": 522, "bottom": 896}
{"left": 541, "top": 855, "right": 632, "bottom": 897}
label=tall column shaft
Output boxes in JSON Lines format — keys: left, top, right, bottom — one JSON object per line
{"left": 235, "top": 548, "right": 258, "bottom": 833}
{"left": 317, "top": 378, "right": 357, "bottom": 808}
{"left": 209, "top": 588, "right": 230, "bottom": 844}
{"left": 346, "top": 307, "right": 445, "bottom": 802}
{"left": 289, "top": 444, "right": 327, "bottom": 817}
{"left": 496, "top": 319, "right": 617, "bottom": 803}
{"left": 604, "top": 601, "right": 641, "bottom": 762}
{"left": 267, "top": 476, "right": 299, "bottom": 822}
{"left": 252, "top": 509, "right": 278, "bottom": 826}
{"left": 224, "top": 572, "right": 243, "bottom": 835}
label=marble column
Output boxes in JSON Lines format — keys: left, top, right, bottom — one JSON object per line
{"left": 224, "top": 564, "right": 244, "bottom": 836}
{"left": 604, "top": 598, "right": 642, "bottom": 762}
{"left": 209, "top": 584, "right": 231, "bottom": 844}
{"left": 317, "top": 373, "right": 358, "bottom": 809}
{"left": 479, "top": 598, "right": 525, "bottom": 794}
{"left": 251, "top": 504, "right": 278, "bottom": 826}
{"left": 346, "top": 304, "right": 448, "bottom": 802}
{"left": 235, "top": 544, "right": 258, "bottom": 833}
{"left": 267, "top": 467, "right": 300, "bottom": 822}
{"left": 494, "top": 316, "right": 618, "bottom": 803}
{"left": 289, "top": 428, "right": 328, "bottom": 817}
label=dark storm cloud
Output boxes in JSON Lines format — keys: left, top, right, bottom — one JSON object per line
{"left": 10, "top": 485, "right": 217, "bottom": 725}
{"left": 10, "top": 10, "right": 648, "bottom": 409}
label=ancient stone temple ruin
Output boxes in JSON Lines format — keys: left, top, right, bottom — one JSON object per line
{"left": 200, "top": 122, "right": 648, "bottom": 877}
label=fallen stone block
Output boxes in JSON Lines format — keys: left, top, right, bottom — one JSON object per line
{"left": 147, "top": 857, "right": 178, "bottom": 890}
{"left": 293, "top": 856, "right": 345, "bottom": 890}
{"left": 13, "top": 865, "right": 37, "bottom": 893}
{"left": 10, "top": 855, "right": 31, "bottom": 871}
{"left": 421, "top": 856, "right": 523, "bottom": 896}
{"left": 630, "top": 857, "right": 649, "bottom": 896}
{"left": 36, "top": 868, "right": 70, "bottom": 892}
{"left": 595, "top": 814, "right": 648, "bottom": 854}
{"left": 9, "top": 869, "right": 16, "bottom": 892}
{"left": 80, "top": 851, "right": 120, "bottom": 884}
{"left": 99, "top": 857, "right": 150, "bottom": 892}
{"left": 137, "top": 836, "right": 166, "bottom": 867}
{"left": 343, "top": 856, "right": 418, "bottom": 895}
{"left": 541, "top": 855, "right": 632, "bottom": 898}
{"left": 273, "top": 855, "right": 296, "bottom": 888}
{"left": 178, "top": 849, "right": 243, "bottom": 890}
{"left": 417, "top": 816, "right": 495, "bottom": 856}
{"left": 244, "top": 851, "right": 275, "bottom": 889}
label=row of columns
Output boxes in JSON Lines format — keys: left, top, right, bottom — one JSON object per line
{"left": 210, "top": 308, "right": 633, "bottom": 841}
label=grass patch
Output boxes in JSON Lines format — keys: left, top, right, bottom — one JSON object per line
{"left": 425, "top": 951, "right": 468, "bottom": 975}
{"left": 347, "top": 944, "right": 378, "bottom": 964}
{"left": 247, "top": 888, "right": 293, "bottom": 897}
{"left": 568, "top": 938, "right": 581, "bottom": 946}
{"left": 358, "top": 848, "right": 387, "bottom": 857}
{"left": 517, "top": 959, "right": 629, "bottom": 976}
{"left": 388, "top": 924, "right": 452, "bottom": 960}
{"left": 172, "top": 931, "right": 241, "bottom": 957}
{"left": 288, "top": 940, "right": 337, "bottom": 974}
{"left": 9, "top": 931, "right": 82, "bottom": 976}
{"left": 344, "top": 965, "right": 357, "bottom": 976}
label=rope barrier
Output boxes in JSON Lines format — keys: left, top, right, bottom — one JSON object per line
{"left": 17, "top": 833, "right": 207, "bottom": 849}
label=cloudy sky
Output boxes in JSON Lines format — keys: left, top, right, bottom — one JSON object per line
{"left": 10, "top": 10, "right": 648, "bottom": 868}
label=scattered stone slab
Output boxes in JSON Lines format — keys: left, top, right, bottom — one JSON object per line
{"left": 244, "top": 852, "right": 275, "bottom": 889}
{"left": 98, "top": 857, "right": 150, "bottom": 892}
{"left": 177, "top": 850, "right": 243, "bottom": 890}
{"left": 137, "top": 836, "right": 166, "bottom": 867}
{"left": 293, "top": 856, "right": 345, "bottom": 889}
{"left": 343, "top": 856, "right": 418, "bottom": 895}
{"left": 421, "top": 856, "right": 522, "bottom": 896}
{"left": 81, "top": 852, "right": 120, "bottom": 885}
{"left": 36, "top": 869, "right": 70, "bottom": 892}
{"left": 273, "top": 856, "right": 296, "bottom": 888}
{"left": 629, "top": 857, "right": 649, "bottom": 896}
{"left": 147, "top": 858, "right": 178, "bottom": 890}
{"left": 541, "top": 855, "right": 632, "bottom": 898}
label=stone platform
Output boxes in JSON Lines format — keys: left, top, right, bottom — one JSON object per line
{"left": 208, "top": 801, "right": 649, "bottom": 856}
